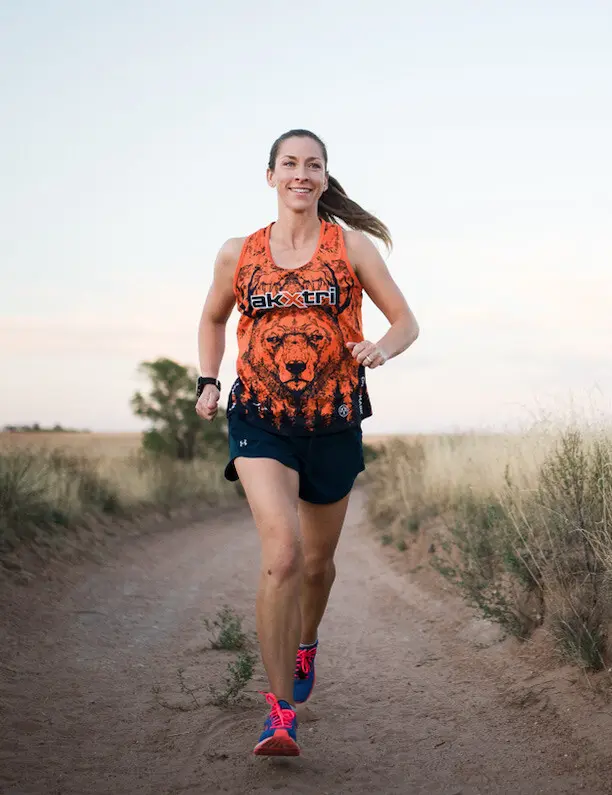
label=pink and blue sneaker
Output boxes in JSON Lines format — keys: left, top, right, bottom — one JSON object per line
{"left": 253, "top": 692, "right": 300, "bottom": 756}
{"left": 293, "top": 640, "right": 318, "bottom": 704}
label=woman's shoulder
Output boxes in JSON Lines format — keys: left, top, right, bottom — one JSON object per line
{"left": 220, "top": 223, "right": 270, "bottom": 257}
{"left": 341, "top": 227, "right": 369, "bottom": 251}
{"left": 338, "top": 227, "right": 374, "bottom": 267}
{"left": 219, "top": 236, "right": 248, "bottom": 260}
{"left": 216, "top": 223, "right": 269, "bottom": 274}
{"left": 213, "top": 237, "right": 246, "bottom": 273}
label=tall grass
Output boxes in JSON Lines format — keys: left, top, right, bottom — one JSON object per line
{"left": 0, "top": 443, "right": 238, "bottom": 556}
{"left": 366, "top": 424, "right": 612, "bottom": 671}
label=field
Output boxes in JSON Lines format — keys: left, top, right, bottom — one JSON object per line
{"left": 0, "top": 431, "right": 143, "bottom": 458}
{"left": 4, "top": 424, "right": 612, "bottom": 676}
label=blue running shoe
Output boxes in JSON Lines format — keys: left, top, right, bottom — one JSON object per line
{"left": 293, "top": 641, "right": 318, "bottom": 704}
{"left": 253, "top": 692, "right": 300, "bottom": 756}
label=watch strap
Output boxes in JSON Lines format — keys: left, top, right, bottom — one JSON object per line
{"left": 196, "top": 376, "right": 221, "bottom": 398}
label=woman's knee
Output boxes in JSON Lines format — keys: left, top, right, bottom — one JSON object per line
{"left": 303, "top": 556, "right": 335, "bottom": 586}
{"left": 261, "top": 531, "right": 303, "bottom": 585}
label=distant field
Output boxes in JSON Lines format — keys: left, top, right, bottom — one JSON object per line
{"left": 4, "top": 431, "right": 406, "bottom": 453}
{"left": 1, "top": 430, "right": 485, "bottom": 454}
{"left": 0, "top": 432, "right": 142, "bottom": 459}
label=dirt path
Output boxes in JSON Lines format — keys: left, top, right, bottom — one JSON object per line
{"left": 1, "top": 492, "right": 612, "bottom": 794}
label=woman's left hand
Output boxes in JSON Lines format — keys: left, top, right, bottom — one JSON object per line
{"left": 346, "top": 340, "right": 388, "bottom": 369}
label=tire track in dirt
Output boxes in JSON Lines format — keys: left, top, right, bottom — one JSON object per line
{"left": 1, "top": 493, "right": 610, "bottom": 794}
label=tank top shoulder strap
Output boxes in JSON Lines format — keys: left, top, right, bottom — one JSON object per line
{"left": 317, "top": 222, "right": 359, "bottom": 284}
{"left": 233, "top": 225, "right": 270, "bottom": 294}
{"left": 317, "top": 219, "right": 343, "bottom": 259}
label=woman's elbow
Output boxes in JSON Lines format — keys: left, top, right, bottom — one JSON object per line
{"left": 405, "top": 311, "right": 419, "bottom": 345}
{"left": 200, "top": 304, "right": 230, "bottom": 329}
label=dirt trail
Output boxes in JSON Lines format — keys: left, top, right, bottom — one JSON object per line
{"left": 1, "top": 492, "right": 612, "bottom": 794}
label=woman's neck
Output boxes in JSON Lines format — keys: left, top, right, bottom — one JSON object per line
{"left": 272, "top": 206, "right": 321, "bottom": 249}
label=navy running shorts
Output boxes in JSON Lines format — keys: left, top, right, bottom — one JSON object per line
{"left": 224, "top": 413, "right": 365, "bottom": 505}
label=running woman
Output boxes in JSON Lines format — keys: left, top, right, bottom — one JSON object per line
{"left": 196, "top": 129, "right": 419, "bottom": 756}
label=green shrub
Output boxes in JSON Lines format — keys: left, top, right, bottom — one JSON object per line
{"left": 208, "top": 650, "right": 257, "bottom": 707}
{"left": 204, "top": 605, "right": 249, "bottom": 651}
{"left": 550, "top": 598, "right": 607, "bottom": 671}
{"left": 0, "top": 450, "right": 66, "bottom": 546}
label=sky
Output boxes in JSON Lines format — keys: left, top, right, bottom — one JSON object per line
{"left": 1, "top": 0, "right": 611, "bottom": 434}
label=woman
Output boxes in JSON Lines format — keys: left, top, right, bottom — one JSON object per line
{"left": 196, "top": 129, "right": 419, "bottom": 757}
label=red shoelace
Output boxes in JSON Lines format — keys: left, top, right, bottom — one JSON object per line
{"left": 294, "top": 646, "right": 317, "bottom": 679}
{"left": 261, "top": 692, "right": 295, "bottom": 728}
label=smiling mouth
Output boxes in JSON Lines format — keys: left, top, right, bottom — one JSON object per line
{"left": 289, "top": 187, "right": 312, "bottom": 195}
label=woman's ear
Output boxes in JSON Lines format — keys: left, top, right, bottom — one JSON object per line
{"left": 266, "top": 168, "right": 276, "bottom": 189}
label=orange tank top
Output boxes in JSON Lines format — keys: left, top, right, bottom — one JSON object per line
{"left": 227, "top": 219, "right": 373, "bottom": 435}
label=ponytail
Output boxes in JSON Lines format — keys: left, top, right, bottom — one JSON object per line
{"left": 268, "top": 129, "right": 392, "bottom": 250}
{"left": 318, "top": 175, "right": 392, "bottom": 250}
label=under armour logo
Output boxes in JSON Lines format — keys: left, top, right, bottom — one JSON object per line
{"left": 239, "top": 439, "right": 248, "bottom": 447}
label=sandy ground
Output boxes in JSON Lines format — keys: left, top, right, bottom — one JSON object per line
{"left": 1, "top": 491, "right": 612, "bottom": 795}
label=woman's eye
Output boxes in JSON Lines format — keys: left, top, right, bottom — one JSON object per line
{"left": 310, "top": 163, "right": 322, "bottom": 169}
{"left": 282, "top": 161, "right": 295, "bottom": 168}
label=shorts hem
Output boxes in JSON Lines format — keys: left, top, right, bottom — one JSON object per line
{"left": 298, "top": 490, "right": 352, "bottom": 505}
{"left": 224, "top": 452, "right": 300, "bottom": 482}
{"left": 298, "top": 468, "right": 364, "bottom": 505}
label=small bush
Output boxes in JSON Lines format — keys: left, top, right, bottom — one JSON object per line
{"left": 0, "top": 450, "right": 65, "bottom": 544}
{"left": 405, "top": 517, "right": 420, "bottom": 534}
{"left": 204, "top": 605, "right": 249, "bottom": 651}
{"left": 208, "top": 650, "right": 257, "bottom": 707}
{"left": 550, "top": 602, "right": 607, "bottom": 671}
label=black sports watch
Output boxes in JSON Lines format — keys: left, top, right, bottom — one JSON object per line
{"left": 196, "top": 376, "right": 221, "bottom": 398}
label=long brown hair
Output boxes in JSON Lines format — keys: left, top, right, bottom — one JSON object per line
{"left": 268, "top": 129, "right": 392, "bottom": 250}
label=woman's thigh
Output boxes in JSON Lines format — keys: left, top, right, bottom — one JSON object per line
{"left": 298, "top": 495, "right": 350, "bottom": 565}
{"left": 234, "top": 457, "right": 301, "bottom": 562}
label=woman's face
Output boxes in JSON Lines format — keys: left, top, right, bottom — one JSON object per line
{"left": 267, "top": 136, "right": 328, "bottom": 212}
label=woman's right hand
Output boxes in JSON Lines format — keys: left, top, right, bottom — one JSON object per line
{"left": 195, "top": 385, "right": 220, "bottom": 421}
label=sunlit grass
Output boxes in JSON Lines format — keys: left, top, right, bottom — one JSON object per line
{"left": 0, "top": 433, "right": 237, "bottom": 555}
{"left": 366, "top": 420, "right": 612, "bottom": 671}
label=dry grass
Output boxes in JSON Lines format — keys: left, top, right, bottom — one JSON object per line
{"left": 0, "top": 432, "right": 239, "bottom": 559}
{"left": 366, "top": 421, "right": 612, "bottom": 671}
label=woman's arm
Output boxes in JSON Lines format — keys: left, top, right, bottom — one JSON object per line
{"left": 195, "top": 237, "right": 243, "bottom": 421}
{"left": 344, "top": 230, "right": 419, "bottom": 368}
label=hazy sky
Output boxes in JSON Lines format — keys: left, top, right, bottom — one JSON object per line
{"left": 2, "top": 1, "right": 611, "bottom": 433}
